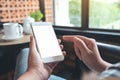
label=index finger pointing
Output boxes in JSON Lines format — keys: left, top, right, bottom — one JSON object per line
{"left": 62, "top": 35, "right": 78, "bottom": 43}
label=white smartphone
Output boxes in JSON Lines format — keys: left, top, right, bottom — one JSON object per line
{"left": 31, "top": 22, "right": 64, "bottom": 63}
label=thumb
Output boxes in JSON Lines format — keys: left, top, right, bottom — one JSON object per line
{"left": 29, "top": 36, "right": 37, "bottom": 52}
{"left": 29, "top": 36, "right": 40, "bottom": 57}
{"left": 28, "top": 36, "right": 43, "bottom": 69}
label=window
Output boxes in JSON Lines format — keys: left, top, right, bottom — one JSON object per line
{"left": 53, "top": 0, "right": 81, "bottom": 27}
{"left": 51, "top": 0, "right": 120, "bottom": 30}
{"left": 89, "top": 0, "right": 120, "bottom": 30}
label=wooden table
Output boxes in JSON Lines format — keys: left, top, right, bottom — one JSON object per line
{"left": 0, "top": 30, "right": 30, "bottom": 46}
{"left": 0, "top": 29, "right": 31, "bottom": 74}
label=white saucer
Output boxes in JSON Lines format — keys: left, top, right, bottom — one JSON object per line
{"left": 1, "top": 35, "right": 23, "bottom": 41}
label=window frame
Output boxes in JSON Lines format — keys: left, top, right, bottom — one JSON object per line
{"left": 40, "top": 0, "right": 120, "bottom": 31}
{"left": 40, "top": 0, "right": 120, "bottom": 44}
{"left": 39, "top": 0, "right": 46, "bottom": 21}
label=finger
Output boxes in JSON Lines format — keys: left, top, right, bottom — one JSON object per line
{"left": 74, "top": 45, "right": 82, "bottom": 60}
{"left": 58, "top": 39, "right": 61, "bottom": 44}
{"left": 60, "top": 45, "right": 64, "bottom": 50}
{"left": 62, "top": 51, "right": 66, "bottom": 57}
{"left": 62, "top": 35, "right": 76, "bottom": 42}
{"left": 45, "top": 62, "right": 58, "bottom": 71}
{"left": 63, "top": 36, "right": 89, "bottom": 52}
{"left": 76, "top": 36, "right": 96, "bottom": 46}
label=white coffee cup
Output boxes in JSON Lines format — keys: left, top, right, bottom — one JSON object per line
{"left": 3, "top": 23, "right": 23, "bottom": 39}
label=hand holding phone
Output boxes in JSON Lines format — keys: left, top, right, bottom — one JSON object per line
{"left": 31, "top": 22, "right": 64, "bottom": 63}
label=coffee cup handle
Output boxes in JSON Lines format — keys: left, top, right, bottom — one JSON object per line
{"left": 18, "top": 24, "right": 23, "bottom": 36}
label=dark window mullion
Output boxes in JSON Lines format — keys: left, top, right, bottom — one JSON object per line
{"left": 81, "top": 0, "right": 89, "bottom": 29}
{"left": 39, "top": 0, "right": 46, "bottom": 21}
{"left": 53, "top": 0, "right": 56, "bottom": 25}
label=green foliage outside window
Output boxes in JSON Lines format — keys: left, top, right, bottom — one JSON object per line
{"left": 69, "top": 0, "right": 81, "bottom": 27}
{"left": 69, "top": 0, "right": 120, "bottom": 29}
{"left": 89, "top": 0, "right": 120, "bottom": 29}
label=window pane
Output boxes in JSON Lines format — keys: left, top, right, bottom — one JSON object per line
{"left": 89, "top": 0, "right": 120, "bottom": 30}
{"left": 53, "top": 0, "right": 81, "bottom": 27}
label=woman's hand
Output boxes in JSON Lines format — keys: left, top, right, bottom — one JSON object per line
{"left": 18, "top": 36, "right": 66, "bottom": 80}
{"left": 63, "top": 35, "right": 111, "bottom": 73}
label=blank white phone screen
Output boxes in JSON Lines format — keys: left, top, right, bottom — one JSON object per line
{"left": 32, "top": 23, "right": 63, "bottom": 59}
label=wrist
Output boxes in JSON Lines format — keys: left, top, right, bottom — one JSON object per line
{"left": 18, "top": 69, "right": 44, "bottom": 80}
{"left": 27, "top": 67, "right": 51, "bottom": 80}
{"left": 99, "top": 59, "right": 112, "bottom": 73}
{"left": 29, "top": 69, "right": 44, "bottom": 80}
